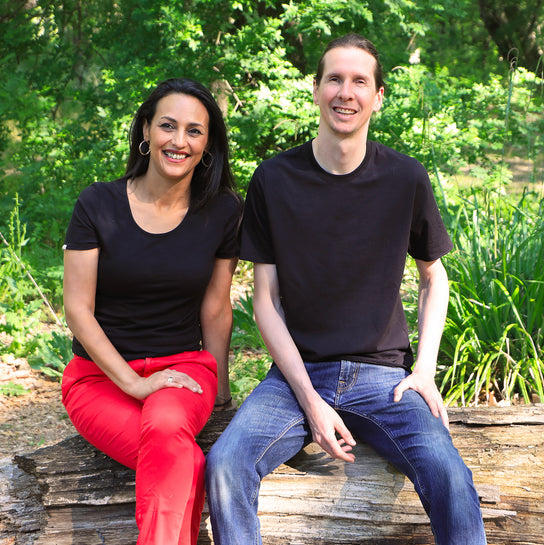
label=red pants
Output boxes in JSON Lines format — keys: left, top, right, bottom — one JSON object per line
{"left": 61, "top": 351, "right": 217, "bottom": 545}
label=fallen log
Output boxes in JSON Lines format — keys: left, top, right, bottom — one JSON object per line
{"left": 0, "top": 405, "right": 543, "bottom": 545}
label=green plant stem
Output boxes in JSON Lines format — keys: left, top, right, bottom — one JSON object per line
{"left": 0, "top": 229, "right": 64, "bottom": 328}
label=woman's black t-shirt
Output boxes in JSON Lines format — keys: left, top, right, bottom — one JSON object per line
{"left": 64, "top": 178, "right": 241, "bottom": 361}
{"left": 240, "top": 140, "right": 452, "bottom": 370}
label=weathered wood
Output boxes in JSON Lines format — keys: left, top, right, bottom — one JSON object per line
{"left": 1, "top": 406, "right": 543, "bottom": 545}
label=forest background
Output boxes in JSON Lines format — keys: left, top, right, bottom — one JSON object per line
{"left": 1, "top": 0, "right": 543, "bottom": 409}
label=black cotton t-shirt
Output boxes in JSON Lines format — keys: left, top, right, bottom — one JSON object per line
{"left": 64, "top": 178, "right": 241, "bottom": 361}
{"left": 240, "top": 140, "right": 453, "bottom": 369}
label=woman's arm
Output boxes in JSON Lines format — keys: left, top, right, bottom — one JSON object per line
{"left": 200, "top": 257, "right": 238, "bottom": 408}
{"left": 63, "top": 249, "right": 202, "bottom": 399}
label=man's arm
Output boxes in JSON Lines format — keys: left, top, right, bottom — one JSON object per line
{"left": 253, "top": 263, "right": 356, "bottom": 461}
{"left": 393, "top": 258, "right": 450, "bottom": 428}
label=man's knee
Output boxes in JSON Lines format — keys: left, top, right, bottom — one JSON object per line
{"left": 207, "top": 436, "right": 240, "bottom": 477}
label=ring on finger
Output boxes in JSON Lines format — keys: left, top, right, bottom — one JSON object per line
{"left": 167, "top": 376, "right": 174, "bottom": 383}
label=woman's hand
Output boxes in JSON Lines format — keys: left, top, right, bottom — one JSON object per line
{"left": 129, "top": 369, "right": 203, "bottom": 400}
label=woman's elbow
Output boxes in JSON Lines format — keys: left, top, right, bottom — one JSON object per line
{"left": 201, "top": 299, "right": 232, "bottom": 328}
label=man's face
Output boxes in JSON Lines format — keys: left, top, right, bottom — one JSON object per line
{"left": 313, "top": 47, "right": 384, "bottom": 139}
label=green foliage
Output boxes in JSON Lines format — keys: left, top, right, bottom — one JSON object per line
{"left": 0, "top": 382, "right": 29, "bottom": 397}
{"left": 0, "top": 197, "right": 66, "bottom": 372}
{"left": 1, "top": 198, "right": 43, "bottom": 356}
{"left": 231, "top": 290, "right": 266, "bottom": 351}
{"left": 28, "top": 330, "right": 73, "bottom": 379}
{"left": 373, "top": 64, "right": 544, "bottom": 187}
{"left": 1, "top": 0, "right": 543, "bottom": 407}
{"left": 3, "top": 0, "right": 523, "bottom": 245}
{"left": 229, "top": 350, "right": 272, "bottom": 404}
{"left": 230, "top": 289, "right": 271, "bottom": 401}
{"left": 438, "top": 189, "right": 544, "bottom": 405}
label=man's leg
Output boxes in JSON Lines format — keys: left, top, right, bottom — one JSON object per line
{"left": 205, "top": 365, "right": 309, "bottom": 545}
{"left": 332, "top": 361, "right": 486, "bottom": 545}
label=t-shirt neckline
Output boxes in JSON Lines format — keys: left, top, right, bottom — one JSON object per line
{"left": 306, "top": 139, "right": 372, "bottom": 179}
{"left": 122, "top": 177, "right": 190, "bottom": 236}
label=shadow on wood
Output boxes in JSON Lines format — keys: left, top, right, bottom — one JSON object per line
{"left": 1, "top": 406, "right": 543, "bottom": 544}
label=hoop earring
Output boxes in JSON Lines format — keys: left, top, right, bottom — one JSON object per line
{"left": 201, "top": 151, "right": 213, "bottom": 168}
{"left": 139, "top": 140, "right": 150, "bottom": 156}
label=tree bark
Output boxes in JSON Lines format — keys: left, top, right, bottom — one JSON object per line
{"left": 1, "top": 406, "right": 543, "bottom": 544}
{"left": 478, "top": 0, "right": 544, "bottom": 70}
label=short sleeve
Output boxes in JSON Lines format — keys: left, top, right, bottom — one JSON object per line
{"left": 215, "top": 192, "right": 243, "bottom": 259}
{"left": 408, "top": 173, "right": 453, "bottom": 261}
{"left": 63, "top": 185, "right": 101, "bottom": 251}
{"left": 239, "top": 167, "right": 275, "bottom": 264}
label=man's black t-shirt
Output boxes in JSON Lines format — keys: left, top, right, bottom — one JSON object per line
{"left": 64, "top": 178, "right": 241, "bottom": 361}
{"left": 240, "top": 140, "right": 452, "bottom": 369}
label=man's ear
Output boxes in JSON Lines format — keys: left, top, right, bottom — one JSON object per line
{"left": 373, "top": 87, "right": 384, "bottom": 113}
{"left": 312, "top": 79, "right": 319, "bottom": 106}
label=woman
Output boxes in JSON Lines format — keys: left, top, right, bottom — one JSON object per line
{"left": 61, "top": 78, "right": 241, "bottom": 545}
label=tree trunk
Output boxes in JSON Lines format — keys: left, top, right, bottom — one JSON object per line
{"left": 1, "top": 406, "right": 543, "bottom": 544}
{"left": 478, "top": 0, "right": 544, "bottom": 70}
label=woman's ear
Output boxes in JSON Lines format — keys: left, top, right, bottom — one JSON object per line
{"left": 142, "top": 120, "right": 150, "bottom": 142}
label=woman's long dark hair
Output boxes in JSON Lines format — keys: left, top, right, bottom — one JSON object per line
{"left": 125, "top": 78, "right": 237, "bottom": 211}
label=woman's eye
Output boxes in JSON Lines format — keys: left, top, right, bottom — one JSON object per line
{"left": 188, "top": 128, "right": 203, "bottom": 136}
{"left": 160, "top": 122, "right": 175, "bottom": 130}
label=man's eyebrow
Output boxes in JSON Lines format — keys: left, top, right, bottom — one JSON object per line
{"left": 324, "top": 71, "right": 370, "bottom": 80}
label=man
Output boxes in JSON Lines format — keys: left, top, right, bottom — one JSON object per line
{"left": 206, "top": 34, "right": 487, "bottom": 545}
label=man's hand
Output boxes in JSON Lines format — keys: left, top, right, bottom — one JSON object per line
{"left": 393, "top": 371, "right": 449, "bottom": 429}
{"left": 305, "top": 396, "right": 356, "bottom": 462}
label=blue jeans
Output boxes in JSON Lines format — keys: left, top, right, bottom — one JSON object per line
{"left": 205, "top": 361, "right": 487, "bottom": 545}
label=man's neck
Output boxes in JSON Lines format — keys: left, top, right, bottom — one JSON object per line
{"left": 312, "top": 132, "right": 368, "bottom": 175}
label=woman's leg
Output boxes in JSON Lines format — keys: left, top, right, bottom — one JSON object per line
{"left": 135, "top": 355, "right": 217, "bottom": 545}
{"left": 62, "top": 352, "right": 217, "bottom": 545}
{"left": 61, "top": 355, "right": 142, "bottom": 469}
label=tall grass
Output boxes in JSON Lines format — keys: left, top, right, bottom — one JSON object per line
{"left": 439, "top": 189, "right": 544, "bottom": 406}
{"left": 0, "top": 197, "right": 71, "bottom": 384}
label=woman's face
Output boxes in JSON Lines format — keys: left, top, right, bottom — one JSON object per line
{"left": 143, "top": 93, "right": 210, "bottom": 184}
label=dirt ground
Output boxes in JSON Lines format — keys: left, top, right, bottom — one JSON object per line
{"left": 0, "top": 355, "right": 76, "bottom": 460}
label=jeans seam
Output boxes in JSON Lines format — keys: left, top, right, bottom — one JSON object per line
{"left": 338, "top": 361, "right": 360, "bottom": 392}
{"left": 339, "top": 407, "right": 434, "bottom": 514}
{"left": 250, "top": 415, "right": 307, "bottom": 505}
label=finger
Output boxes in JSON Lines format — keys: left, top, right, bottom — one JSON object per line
{"left": 393, "top": 381, "right": 408, "bottom": 403}
{"left": 438, "top": 403, "right": 450, "bottom": 430}
{"left": 320, "top": 436, "right": 355, "bottom": 463}
{"left": 331, "top": 441, "right": 356, "bottom": 462}
{"left": 337, "top": 438, "right": 354, "bottom": 453}
{"left": 164, "top": 374, "right": 180, "bottom": 388}
{"left": 165, "top": 372, "right": 203, "bottom": 394}
{"left": 326, "top": 421, "right": 356, "bottom": 462}
{"left": 335, "top": 420, "right": 356, "bottom": 448}
{"left": 184, "top": 379, "right": 203, "bottom": 393}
